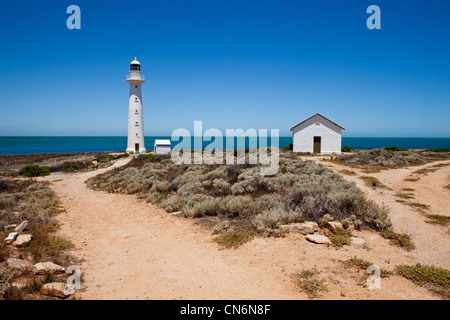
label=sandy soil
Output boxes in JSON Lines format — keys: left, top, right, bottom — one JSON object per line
{"left": 40, "top": 157, "right": 449, "bottom": 300}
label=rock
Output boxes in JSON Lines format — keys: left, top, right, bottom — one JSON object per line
{"left": 280, "top": 223, "right": 314, "bottom": 235}
{"left": 169, "top": 211, "right": 183, "bottom": 216}
{"left": 328, "top": 221, "right": 343, "bottom": 230}
{"left": 34, "top": 262, "right": 65, "bottom": 274}
{"left": 350, "top": 237, "right": 366, "bottom": 245}
{"left": 3, "top": 232, "right": 18, "bottom": 244}
{"left": 303, "top": 221, "right": 319, "bottom": 232}
{"left": 40, "top": 282, "right": 74, "bottom": 299}
{"left": 7, "top": 258, "right": 34, "bottom": 271}
{"left": 13, "top": 234, "right": 32, "bottom": 247}
{"left": 11, "top": 278, "right": 34, "bottom": 290}
{"left": 4, "top": 224, "right": 17, "bottom": 231}
{"left": 305, "top": 234, "right": 331, "bottom": 244}
{"left": 14, "top": 221, "right": 28, "bottom": 233}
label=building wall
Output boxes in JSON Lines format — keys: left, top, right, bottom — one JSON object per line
{"left": 126, "top": 82, "right": 146, "bottom": 153}
{"left": 292, "top": 116, "right": 342, "bottom": 154}
{"left": 154, "top": 145, "right": 171, "bottom": 155}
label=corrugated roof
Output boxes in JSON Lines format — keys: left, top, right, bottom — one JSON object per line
{"left": 290, "top": 113, "right": 345, "bottom": 131}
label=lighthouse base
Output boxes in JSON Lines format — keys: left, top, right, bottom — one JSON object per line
{"left": 126, "top": 147, "right": 147, "bottom": 154}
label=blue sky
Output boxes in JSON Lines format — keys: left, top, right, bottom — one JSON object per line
{"left": 0, "top": 0, "right": 449, "bottom": 137}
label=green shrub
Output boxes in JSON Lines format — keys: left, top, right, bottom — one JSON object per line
{"left": 293, "top": 269, "right": 328, "bottom": 299}
{"left": 381, "top": 231, "right": 415, "bottom": 251}
{"left": 396, "top": 264, "right": 450, "bottom": 288}
{"left": 87, "top": 150, "right": 393, "bottom": 232}
{"left": 213, "top": 225, "right": 256, "bottom": 248}
{"left": 19, "top": 165, "right": 50, "bottom": 177}
{"left": 384, "top": 146, "right": 408, "bottom": 152}
{"left": 328, "top": 227, "right": 352, "bottom": 247}
{"left": 283, "top": 144, "right": 293, "bottom": 151}
{"left": 341, "top": 145, "right": 353, "bottom": 152}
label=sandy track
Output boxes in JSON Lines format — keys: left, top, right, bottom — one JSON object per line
{"left": 42, "top": 157, "right": 448, "bottom": 299}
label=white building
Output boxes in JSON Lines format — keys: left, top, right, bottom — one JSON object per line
{"left": 126, "top": 57, "right": 146, "bottom": 154}
{"left": 290, "top": 113, "right": 345, "bottom": 154}
{"left": 154, "top": 139, "right": 171, "bottom": 154}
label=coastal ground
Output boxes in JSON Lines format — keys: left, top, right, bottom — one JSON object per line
{"left": 36, "top": 154, "right": 450, "bottom": 300}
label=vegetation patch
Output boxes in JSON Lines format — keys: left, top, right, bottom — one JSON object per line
{"left": 360, "top": 176, "right": 386, "bottom": 188}
{"left": 19, "top": 165, "right": 50, "bottom": 177}
{"left": 342, "top": 257, "right": 393, "bottom": 278}
{"left": 405, "top": 202, "right": 430, "bottom": 212}
{"left": 395, "top": 264, "right": 450, "bottom": 298}
{"left": 380, "top": 231, "right": 415, "bottom": 251}
{"left": 292, "top": 269, "right": 328, "bottom": 299}
{"left": 341, "top": 146, "right": 353, "bottom": 152}
{"left": 334, "top": 148, "right": 426, "bottom": 169}
{"left": 87, "top": 151, "right": 394, "bottom": 234}
{"left": 213, "top": 225, "right": 256, "bottom": 249}
{"left": 425, "top": 214, "right": 450, "bottom": 226}
{"left": 444, "top": 184, "right": 450, "bottom": 190}
{"left": 0, "top": 178, "right": 75, "bottom": 299}
{"left": 395, "top": 192, "right": 415, "bottom": 200}
{"left": 384, "top": 146, "right": 408, "bottom": 152}
{"left": 328, "top": 227, "right": 352, "bottom": 247}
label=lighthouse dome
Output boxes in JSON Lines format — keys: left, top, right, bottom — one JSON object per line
{"left": 131, "top": 58, "right": 140, "bottom": 65}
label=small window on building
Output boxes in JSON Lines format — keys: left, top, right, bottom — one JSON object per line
{"left": 135, "top": 85, "right": 137, "bottom": 88}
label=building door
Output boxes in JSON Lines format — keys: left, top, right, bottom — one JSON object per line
{"left": 313, "top": 137, "right": 321, "bottom": 154}
{"left": 135, "top": 143, "right": 139, "bottom": 152}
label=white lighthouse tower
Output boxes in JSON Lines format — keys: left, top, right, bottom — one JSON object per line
{"left": 126, "top": 57, "right": 146, "bottom": 154}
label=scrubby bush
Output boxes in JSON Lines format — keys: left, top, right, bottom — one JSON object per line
{"left": 384, "top": 146, "right": 408, "bottom": 152}
{"left": 87, "top": 151, "right": 393, "bottom": 233}
{"left": 334, "top": 148, "right": 425, "bottom": 168}
{"left": 19, "top": 165, "right": 50, "bottom": 177}
{"left": 283, "top": 144, "right": 293, "bottom": 151}
{"left": 341, "top": 146, "right": 353, "bottom": 152}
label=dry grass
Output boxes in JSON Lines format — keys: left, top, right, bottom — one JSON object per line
{"left": 0, "top": 178, "right": 75, "bottom": 300}
{"left": 213, "top": 225, "right": 256, "bottom": 249}
{"left": 395, "top": 192, "right": 415, "bottom": 200}
{"left": 360, "top": 176, "right": 386, "bottom": 188}
{"left": 380, "top": 231, "right": 415, "bottom": 251}
{"left": 292, "top": 269, "right": 328, "bottom": 299}
{"left": 425, "top": 214, "right": 450, "bottom": 226}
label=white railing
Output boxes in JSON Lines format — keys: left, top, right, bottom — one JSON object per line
{"left": 126, "top": 73, "right": 145, "bottom": 81}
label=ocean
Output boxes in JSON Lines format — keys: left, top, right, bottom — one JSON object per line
{"left": 0, "top": 136, "right": 449, "bottom": 156}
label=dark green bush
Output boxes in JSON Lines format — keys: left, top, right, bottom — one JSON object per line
{"left": 341, "top": 145, "right": 353, "bottom": 152}
{"left": 283, "top": 144, "right": 293, "bottom": 151}
{"left": 19, "top": 165, "right": 50, "bottom": 177}
{"left": 384, "top": 146, "right": 408, "bottom": 152}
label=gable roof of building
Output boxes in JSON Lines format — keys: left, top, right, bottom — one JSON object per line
{"left": 290, "top": 113, "right": 345, "bottom": 131}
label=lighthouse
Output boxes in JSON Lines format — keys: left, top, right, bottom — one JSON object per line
{"left": 126, "top": 57, "right": 146, "bottom": 154}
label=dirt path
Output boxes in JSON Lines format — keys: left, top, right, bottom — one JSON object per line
{"left": 41, "top": 157, "right": 447, "bottom": 300}
{"left": 311, "top": 157, "right": 450, "bottom": 269}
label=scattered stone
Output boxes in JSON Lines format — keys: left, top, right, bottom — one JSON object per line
{"left": 303, "top": 221, "right": 319, "bottom": 232}
{"left": 169, "top": 211, "right": 183, "bottom": 216}
{"left": 305, "top": 234, "right": 331, "bottom": 244}
{"left": 350, "top": 237, "right": 366, "bottom": 245}
{"left": 7, "top": 258, "right": 34, "bottom": 271}
{"left": 14, "top": 220, "right": 28, "bottom": 233}
{"left": 34, "top": 262, "right": 65, "bottom": 274}
{"left": 3, "top": 232, "right": 18, "bottom": 244}
{"left": 328, "top": 221, "right": 343, "bottom": 230}
{"left": 280, "top": 223, "right": 314, "bottom": 235}
{"left": 4, "top": 224, "right": 17, "bottom": 231}
{"left": 11, "top": 278, "right": 34, "bottom": 290}
{"left": 13, "top": 234, "right": 32, "bottom": 247}
{"left": 40, "top": 282, "right": 74, "bottom": 299}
